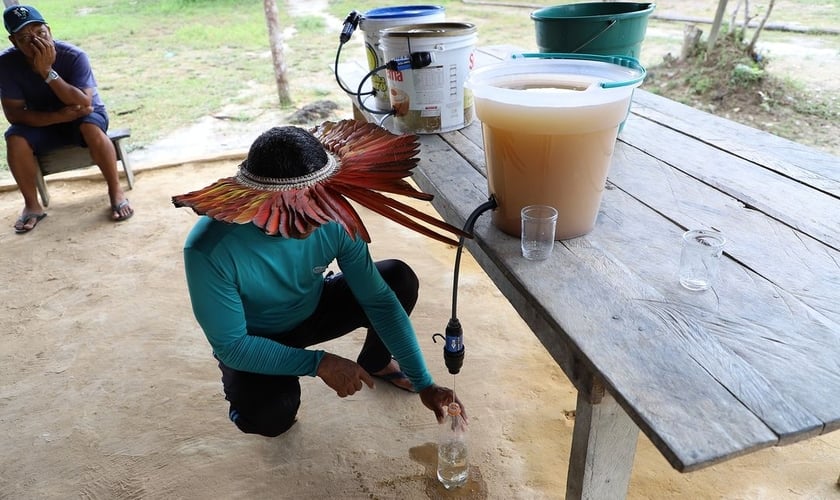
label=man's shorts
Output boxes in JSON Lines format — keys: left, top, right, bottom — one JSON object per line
{"left": 5, "top": 109, "right": 109, "bottom": 155}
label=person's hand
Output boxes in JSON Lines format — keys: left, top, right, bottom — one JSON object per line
{"left": 30, "top": 34, "right": 56, "bottom": 77}
{"left": 57, "top": 104, "right": 93, "bottom": 122}
{"left": 316, "top": 352, "right": 375, "bottom": 398}
{"left": 418, "top": 384, "right": 467, "bottom": 424}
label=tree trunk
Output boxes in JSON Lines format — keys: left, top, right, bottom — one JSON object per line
{"left": 747, "top": 0, "right": 776, "bottom": 54}
{"left": 263, "top": 0, "right": 292, "bottom": 106}
{"left": 728, "top": 0, "right": 742, "bottom": 35}
{"left": 681, "top": 24, "right": 703, "bottom": 61}
{"left": 707, "top": 0, "right": 729, "bottom": 49}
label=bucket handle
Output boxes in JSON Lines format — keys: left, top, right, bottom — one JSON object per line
{"left": 572, "top": 19, "right": 617, "bottom": 53}
{"left": 510, "top": 53, "right": 646, "bottom": 88}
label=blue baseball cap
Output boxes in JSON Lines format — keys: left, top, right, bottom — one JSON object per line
{"left": 4, "top": 5, "right": 47, "bottom": 35}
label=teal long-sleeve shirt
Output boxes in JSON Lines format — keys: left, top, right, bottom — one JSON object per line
{"left": 183, "top": 217, "right": 434, "bottom": 391}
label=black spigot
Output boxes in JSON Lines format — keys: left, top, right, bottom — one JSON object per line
{"left": 433, "top": 318, "right": 464, "bottom": 375}
{"left": 340, "top": 10, "right": 361, "bottom": 44}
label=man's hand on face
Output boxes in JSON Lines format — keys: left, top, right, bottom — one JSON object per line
{"left": 316, "top": 352, "right": 375, "bottom": 398}
{"left": 30, "top": 33, "right": 56, "bottom": 78}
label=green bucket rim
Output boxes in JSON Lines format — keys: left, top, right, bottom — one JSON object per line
{"left": 531, "top": 2, "right": 655, "bottom": 22}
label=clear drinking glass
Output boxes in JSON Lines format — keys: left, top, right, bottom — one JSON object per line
{"left": 521, "top": 205, "right": 558, "bottom": 261}
{"left": 679, "top": 229, "right": 726, "bottom": 291}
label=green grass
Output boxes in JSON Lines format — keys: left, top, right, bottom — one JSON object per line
{"left": 0, "top": 0, "right": 286, "bottom": 170}
{"left": 0, "top": 0, "right": 837, "bottom": 173}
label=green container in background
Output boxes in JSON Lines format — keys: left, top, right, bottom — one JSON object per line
{"left": 531, "top": 2, "right": 655, "bottom": 59}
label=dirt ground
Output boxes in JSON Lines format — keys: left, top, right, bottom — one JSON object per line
{"left": 1, "top": 1, "right": 839, "bottom": 495}
{"left": 2, "top": 128, "right": 840, "bottom": 499}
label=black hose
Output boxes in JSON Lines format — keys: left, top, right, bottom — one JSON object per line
{"left": 433, "top": 195, "right": 498, "bottom": 375}
{"left": 450, "top": 196, "right": 497, "bottom": 319}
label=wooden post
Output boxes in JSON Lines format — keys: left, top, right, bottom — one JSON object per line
{"left": 566, "top": 389, "right": 639, "bottom": 500}
{"left": 263, "top": 0, "right": 292, "bottom": 106}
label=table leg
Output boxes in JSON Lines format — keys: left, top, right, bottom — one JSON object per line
{"left": 566, "top": 390, "right": 639, "bottom": 500}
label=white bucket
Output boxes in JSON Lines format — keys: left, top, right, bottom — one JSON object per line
{"left": 380, "top": 22, "right": 477, "bottom": 134}
{"left": 465, "top": 54, "right": 645, "bottom": 239}
{"left": 359, "top": 5, "right": 445, "bottom": 111}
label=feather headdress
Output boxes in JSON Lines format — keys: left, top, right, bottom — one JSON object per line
{"left": 172, "top": 119, "right": 470, "bottom": 246}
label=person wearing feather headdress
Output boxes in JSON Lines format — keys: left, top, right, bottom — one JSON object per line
{"left": 173, "top": 120, "right": 468, "bottom": 437}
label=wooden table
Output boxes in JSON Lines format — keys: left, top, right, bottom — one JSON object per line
{"left": 339, "top": 47, "right": 840, "bottom": 499}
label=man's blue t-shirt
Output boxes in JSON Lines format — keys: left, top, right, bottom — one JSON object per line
{"left": 0, "top": 40, "right": 106, "bottom": 114}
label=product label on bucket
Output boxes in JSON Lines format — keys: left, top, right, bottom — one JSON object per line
{"left": 380, "top": 23, "right": 477, "bottom": 134}
{"left": 365, "top": 42, "right": 388, "bottom": 103}
{"left": 387, "top": 60, "right": 474, "bottom": 134}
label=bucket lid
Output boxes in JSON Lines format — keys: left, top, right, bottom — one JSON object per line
{"left": 380, "top": 22, "right": 477, "bottom": 38}
{"left": 363, "top": 5, "right": 444, "bottom": 20}
{"left": 466, "top": 53, "right": 646, "bottom": 107}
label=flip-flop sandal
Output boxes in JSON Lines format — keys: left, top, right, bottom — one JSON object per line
{"left": 373, "top": 370, "right": 416, "bottom": 393}
{"left": 111, "top": 199, "right": 134, "bottom": 221}
{"left": 14, "top": 212, "right": 47, "bottom": 234}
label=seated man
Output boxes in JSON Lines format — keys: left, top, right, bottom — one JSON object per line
{"left": 173, "top": 121, "right": 468, "bottom": 437}
{"left": 0, "top": 5, "right": 133, "bottom": 234}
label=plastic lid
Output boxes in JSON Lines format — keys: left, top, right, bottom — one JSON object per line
{"left": 363, "top": 5, "right": 444, "bottom": 20}
{"left": 380, "top": 22, "right": 477, "bottom": 38}
{"left": 466, "top": 54, "right": 646, "bottom": 107}
{"left": 447, "top": 402, "right": 461, "bottom": 416}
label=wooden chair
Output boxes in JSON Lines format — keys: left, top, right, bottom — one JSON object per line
{"left": 34, "top": 128, "right": 134, "bottom": 207}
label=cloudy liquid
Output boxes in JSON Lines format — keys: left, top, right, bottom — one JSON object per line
{"left": 474, "top": 78, "right": 631, "bottom": 239}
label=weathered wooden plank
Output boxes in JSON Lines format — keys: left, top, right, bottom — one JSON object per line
{"left": 542, "top": 217, "right": 821, "bottom": 457}
{"left": 415, "top": 134, "right": 779, "bottom": 472}
{"left": 619, "top": 113, "right": 840, "bottom": 251}
{"left": 457, "top": 120, "right": 485, "bottom": 148}
{"left": 439, "top": 126, "right": 486, "bottom": 176}
{"left": 588, "top": 185, "right": 828, "bottom": 443}
{"left": 463, "top": 121, "right": 836, "bottom": 439}
{"left": 629, "top": 90, "right": 840, "bottom": 193}
{"left": 603, "top": 142, "right": 840, "bottom": 434}
{"left": 35, "top": 129, "right": 134, "bottom": 207}
{"left": 39, "top": 129, "right": 132, "bottom": 175}
{"left": 612, "top": 135, "right": 840, "bottom": 327}
{"left": 474, "top": 44, "right": 524, "bottom": 65}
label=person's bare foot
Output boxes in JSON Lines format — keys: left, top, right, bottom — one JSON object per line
{"left": 372, "top": 358, "right": 414, "bottom": 392}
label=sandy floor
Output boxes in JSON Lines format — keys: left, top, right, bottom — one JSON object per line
{"left": 1, "top": 141, "right": 839, "bottom": 499}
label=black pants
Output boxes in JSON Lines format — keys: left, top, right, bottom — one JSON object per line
{"left": 217, "top": 259, "right": 419, "bottom": 437}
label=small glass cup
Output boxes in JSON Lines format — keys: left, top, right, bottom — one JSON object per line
{"left": 521, "top": 205, "right": 558, "bottom": 261}
{"left": 679, "top": 229, "right": 726, "bottom": 291}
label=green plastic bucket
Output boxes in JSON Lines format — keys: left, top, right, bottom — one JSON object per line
{"left": 531, "top": 2, "right": 655, "bottom": 59}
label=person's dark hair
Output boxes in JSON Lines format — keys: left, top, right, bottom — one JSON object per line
{"left": 243, "top": 126, "right": 328, "bottom": 179}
